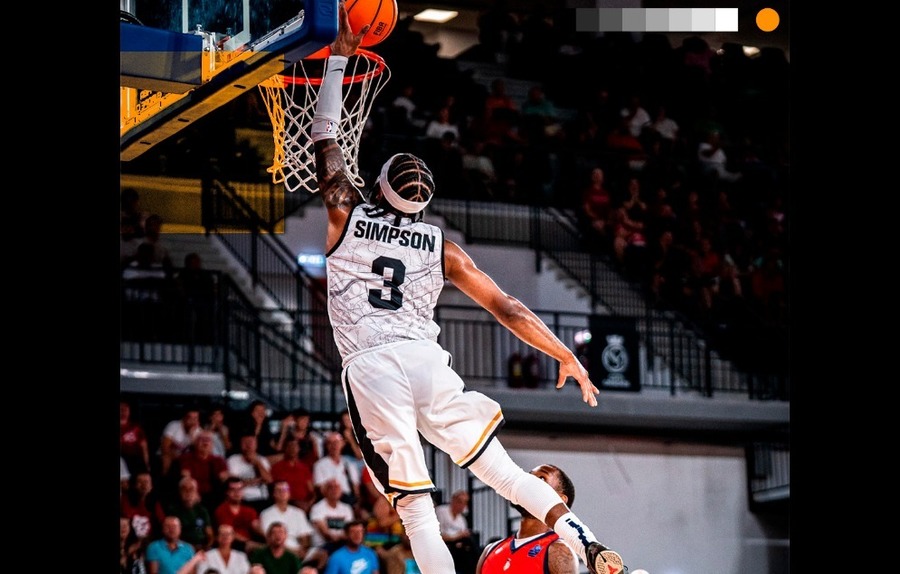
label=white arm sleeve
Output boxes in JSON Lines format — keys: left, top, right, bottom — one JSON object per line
{"left": 311, "top": 54, "right": 348, "bottom": 142}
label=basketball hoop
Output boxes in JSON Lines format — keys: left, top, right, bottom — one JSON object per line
{"left": 259, "top": 48, "right": 390, "bottom": 194}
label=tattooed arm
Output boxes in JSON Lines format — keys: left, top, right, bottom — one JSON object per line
{"left": 311, "top": 4, "right": 369, "bottom": 252}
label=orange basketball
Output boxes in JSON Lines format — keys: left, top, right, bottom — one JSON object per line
{"left": 345, "top": 0, "right": 398, "bottom": 47}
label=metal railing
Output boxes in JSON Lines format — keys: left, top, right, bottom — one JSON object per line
{"left": 120, "top": 267, "right": 344, "bottom": 416}
{"left": 429, "top": 198, "right": 789, "bottom": 400}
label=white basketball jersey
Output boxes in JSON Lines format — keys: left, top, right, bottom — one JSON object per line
{"left": 326, "top": 204, "right": 445, "bottom": 361}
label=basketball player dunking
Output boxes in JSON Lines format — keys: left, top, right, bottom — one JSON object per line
{"left": 308, "top": 6, "right": 627, "bottom": 574}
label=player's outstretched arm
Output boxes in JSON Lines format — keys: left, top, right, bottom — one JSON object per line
{"left": 444, "top": 240, "right": 600, "bottom": 406}
{"left": 312, "top": 4, "right": 369, "bottom": 250}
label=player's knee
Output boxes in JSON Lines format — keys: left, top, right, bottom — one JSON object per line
{"left": 396, "top": 492, "right": 440, "bottom": 536}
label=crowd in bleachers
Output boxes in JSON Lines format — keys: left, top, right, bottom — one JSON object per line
{"left": 121, "top": 398, "right": 438, "bottom": 574}
{"left": 355, "top": 7, "right": 789, "bottom": 368}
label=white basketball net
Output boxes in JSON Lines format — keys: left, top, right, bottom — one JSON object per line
{"left": 259, "top": 50, "right": 391, "bottom": 194}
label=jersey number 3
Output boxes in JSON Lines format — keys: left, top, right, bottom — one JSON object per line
{"left": 369, "top": 256, "right": 406, "bottom": 310}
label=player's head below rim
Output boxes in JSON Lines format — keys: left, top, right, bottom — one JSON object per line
{"left": 361, "top": 152, "right": 435, "bottom": 223}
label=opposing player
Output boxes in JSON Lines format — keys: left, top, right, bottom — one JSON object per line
{"left": 309, "top": 6, "right": 627, "bottom": 574}
{"left": 476, "top": 464, "right": 581, "bottom": 574}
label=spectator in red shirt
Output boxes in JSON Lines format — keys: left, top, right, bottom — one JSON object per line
{"left": 120, "top": 400, "right": 150, "bottom": 475}
{"left": 177, "top": 430, "right": 229, "bottom": 509}
{"left": 121, "top": 471, "right": 166, "bottom": 545}
{"left": 213, "top": 476, "right": 265, "bottom": 554}
{"left": 271, "top": 437, "right": 316, "bottom": 513}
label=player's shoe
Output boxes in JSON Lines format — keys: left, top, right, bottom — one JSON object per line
{"left": 586, "top": 542, "right": 627, "bottom": 574}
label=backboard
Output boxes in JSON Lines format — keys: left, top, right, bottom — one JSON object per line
{"left": 120, "top": 0, "right": 338, "bottom": 161}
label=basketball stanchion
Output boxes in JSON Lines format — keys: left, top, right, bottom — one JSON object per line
{"left": 258, "top": 47, "right": 390, "bottom": 194}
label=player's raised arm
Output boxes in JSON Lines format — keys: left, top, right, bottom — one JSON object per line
{"left": 443, "top": 239, "right": 600, "bottom": 407}
{"left": 311, "top": 5, "right": 370, "bottom": 249}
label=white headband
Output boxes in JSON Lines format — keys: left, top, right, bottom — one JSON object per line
{"left": 377, "top": 154, "right": 432, "bottom": 214}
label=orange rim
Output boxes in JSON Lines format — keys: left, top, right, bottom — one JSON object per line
{"left": 278, "top": 48, "right": 386, "bottom": 86}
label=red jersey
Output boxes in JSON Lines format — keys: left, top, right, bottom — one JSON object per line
{"left": 213, "top": 502, "right": 259, "bottom": 540}
{"left": 481, "top": 531, "right": 563, "bottom": 574}
{"left": 178, "top": 451, "right": 227, "bottom": 498}
{"left": 120, "top": 422, "right": 147, "bottom": 458}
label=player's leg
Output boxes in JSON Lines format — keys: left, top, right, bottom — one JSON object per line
{"left": 410, "top": 344, "right": 626, "bottom": 574}
{"left": 341, "top": 344, "right": 456, "bottom": 574}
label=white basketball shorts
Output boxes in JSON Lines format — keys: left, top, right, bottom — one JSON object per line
{"left": 341, "top": 339, "right": 504, "bottom": 503}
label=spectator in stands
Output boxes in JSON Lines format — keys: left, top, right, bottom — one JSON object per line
{"left": 620, "top": 94, "right": 651, "bottom": 139}
{"left": 122, "top": 470, "right": 167, "bottom": 545}
{"left": 205, "top": 405, "right": 233, "bottom": 459}
{"left": 580, "top": 166, "right": 613, "bottom": 249}
{"left": 259, "top": 480, "right": 315, "bottom": 560}
{"left": 227, "top": 433, "right": 274, "bottom": 513}
{"left": 305, "top": 479, "right": 356, "bottom": 571}
{"left": 389, "top": 83, "right": 426, "bottom": 135}
{"left": 435, "top": 491, "right": 478, "bottom": 574}
{"left": 323, "top": 520, "right": 380, "bottom": 574}
{"left": 312, "top": 432, "right": 360, "bottom": 506}
{"left": 161, "top": 407, "right": 203, "bottom": 476}
{"left": 424, "top": 105, "right": 461, "bottom": 143}
{"left": 483, "top": 79, "right": 517, "bottom": 125}
{"left": 121, "top": 515, "right": 146, "bottom": 574}
{"left": 167, "top": 476, "right": 216, "bottom": 552}
{"left": 520, "top": 85, "right": 562, "bottom": 141}
{"left": 121, "top": 399, "right": 150, "bottom": 475}
{"left": 146, "top": 516, "right": 196, "bottom": 574}
{"left": 177, "top": 430, "right": 230, "bottom": 509}
{"left": 616, "top": 177, "right": 650, "bottom": 278}
{"left": 250, "top": 522, "right": 305, "bottom": 574}
{"left": 606, "top": 113, "right": 648, "bottom": 172}
{"left": 197, "top": 524, "right": 251, "bottom": 574}
{"left": 648, "top": 104, "right": 680, "bottom": 154}
{"left": 275, "top": 408, "right": 321, "bottom": 470}
{"left": 242, "top": 400, "right": 280, "bottom": 462}
{"left": 213, "top": 477, "right": 265, "bottom": 554}
{"left": 270, "top": 437, "right": 316, "bottom": 513}
{"left": 697, "top": 130, "right": 741, "bottom": 183}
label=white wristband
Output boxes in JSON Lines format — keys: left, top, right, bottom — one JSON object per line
{"left": 311, "top": 55, "right": 348, "bottom": 142}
